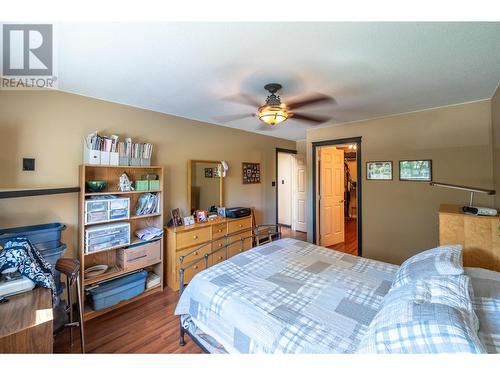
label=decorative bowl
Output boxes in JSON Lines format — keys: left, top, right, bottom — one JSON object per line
{"left": 84, "top": 264, "right": 108, "bottom": 279}
{"left": 86, "top": 180, "right": 107, "bottom": 192}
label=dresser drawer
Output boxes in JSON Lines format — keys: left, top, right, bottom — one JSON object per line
{"left": 176, "top": 227, "right": 211, "bottom": 249}
{"left": 212, "top": 222, "right": 227, "bottom": 239}
{"left": 227, "top": 217, "right": 252, "bottom": 234}
{"left": 227, "top": 230, "right": 252, "bottom": 258}
{"left": 176, "top": 244, "right": 210, "bottom": 285}
{"left": 210, "top": 252, "right": 227, "bottom": 266}
{"left": 212, "top": 238, "right": 226, "bottom": 251}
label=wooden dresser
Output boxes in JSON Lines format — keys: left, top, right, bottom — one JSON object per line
{"left": 166, "top": 215, "right": 254, "bottom": 290}
{"left": 0, "top": 288, "right": 53, "bottom": 353}
{"left": 439, "top": 204, "right": 500, "bottom": 272}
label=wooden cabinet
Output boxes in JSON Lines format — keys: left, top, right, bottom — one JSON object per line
{"left": 166, "top": 215, "right": 253, "bottom": 290}
{"left": 438, "top": 204, "right": 500, "bottom": 272}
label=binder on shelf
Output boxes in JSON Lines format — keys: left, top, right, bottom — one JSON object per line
{"left": 130, "top": 157, "right": 141, "bottom": 166}
{"left": 100, "top": 151, "right": 111, "bottom": 165}
{"left": 83, "top": 142, "right": 101, "bottom": 165}
{"left": 110, "top": 152, "right": 119, "bottom": 166}
{"left": 141, "top": 158, "right": 151, "bottom": 166}
{"left": 119, "top": 156, "right": 130, "bottom": 166}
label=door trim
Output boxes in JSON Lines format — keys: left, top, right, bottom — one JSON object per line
{"left": 312, "top": 137, "right": 362, "bottom": 256}
{"left": 276, "top": 148, "right": 297, "bottom": 226}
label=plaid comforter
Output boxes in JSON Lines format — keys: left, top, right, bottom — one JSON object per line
{"left": 175, "top": 238, "right": 398, "bottom": 353}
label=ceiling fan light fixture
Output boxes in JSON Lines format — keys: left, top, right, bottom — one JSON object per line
{"left": 257, "top": 105, "right": 289, "bottom": 126}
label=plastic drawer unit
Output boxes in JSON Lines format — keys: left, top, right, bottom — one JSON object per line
{"left": 84, "top": 222, "right": 131, "bottom": 254}
{"left": 84, "top": 197, "right": 130, "bottom": 225}
{"left": 86, "top": 270, "right": 147, "bottom": 311}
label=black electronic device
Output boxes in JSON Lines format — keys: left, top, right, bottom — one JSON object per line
{"left": 225, "top": 207, "right": 251, "bottom": 218}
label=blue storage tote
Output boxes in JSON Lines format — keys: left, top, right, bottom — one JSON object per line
{"left": 39, "top": 244, "right": 68, "bottom": 295}
{"left": 0, "top": 223, "right": 66, "bottom": 250}
{"left": 86, "top": 270, "right": 147, "bottom": 311}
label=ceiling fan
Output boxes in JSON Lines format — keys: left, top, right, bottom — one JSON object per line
{"left": 220, "top": 83, "right": 335, "bottom": 130}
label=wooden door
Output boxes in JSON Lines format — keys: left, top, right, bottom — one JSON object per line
{"left": 293, "top": 155, "right": 307, "bottom": 232}
{"left": 319, "top": 147, "right": 345, "bottom": 246}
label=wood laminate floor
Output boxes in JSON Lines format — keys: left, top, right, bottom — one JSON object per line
{"left": 282, "top": 220, "right": 358, "bottom": 256}
{"left": 328, "top": 218, "right": 358, "bottom": 256}
{"left": 54, "top": 287, "right": 203, "bottom": 354}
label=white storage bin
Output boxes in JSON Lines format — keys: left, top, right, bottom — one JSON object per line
{"left": 84, "top": 222, "right": 131, "bottom": 254}
{"left": 84, "top": 197, "right": 130, "bottom": 225}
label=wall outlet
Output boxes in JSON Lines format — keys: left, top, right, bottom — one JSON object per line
{"left": 23, "top": 158, "right": 35, "bottom": 171}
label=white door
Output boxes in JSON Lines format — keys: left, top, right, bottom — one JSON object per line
{"left": 278, "top": 152, "right": 292, "bottom": 225}
{"left": 293, "top": 155, "right": 307, "bottom": 232}
{"left": 319, "top": 147, "right": 345, "bottom": 247}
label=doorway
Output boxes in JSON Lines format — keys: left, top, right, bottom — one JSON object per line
{"left": 312, "top": 137, "right": 362, "bottom": 256}
{"left": 276, "top": 148, "right": 307, "bottom": 236}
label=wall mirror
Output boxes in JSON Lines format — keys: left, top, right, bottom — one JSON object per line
{"left": 188, "top": 160, "right": 224, "bottom": 213}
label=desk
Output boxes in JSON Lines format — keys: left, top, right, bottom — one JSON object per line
{"left": 0, "top": 288, "right": 53, "bottom": 353}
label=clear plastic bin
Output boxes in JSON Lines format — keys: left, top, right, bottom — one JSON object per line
{"left": 84, "top": 197, "right": 130, "bottom": 225}
{"left": 84, "top": 222, "right": 130, "bottom": 253}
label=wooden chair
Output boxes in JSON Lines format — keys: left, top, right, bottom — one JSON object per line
{"left": 54, "top": 258, "right": 85, "bottom": 353}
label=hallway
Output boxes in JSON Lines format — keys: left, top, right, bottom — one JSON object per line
{"left": 281, "top": 219, "right": 358, "bottom": 256}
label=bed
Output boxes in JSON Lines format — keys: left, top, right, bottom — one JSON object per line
{"left": 175, "top": 237, "right": 500, "bottom": 354}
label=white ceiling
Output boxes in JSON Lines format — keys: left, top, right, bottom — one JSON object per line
{"left": 54, "top": 22, "right": 500, "bottom": 140}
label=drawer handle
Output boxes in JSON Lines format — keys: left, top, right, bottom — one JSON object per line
{"left": 193, "top": 235, "right": 198, "bottom": 239}
{"left": 218, "top": 229, "right": 222, "bottom": 232}
{"left": 218, "top": 243, "right": 222, "bottom": 247}
{"left": 194, "top": 251, "right": 198, "bottom": 256}
{"left": 239, "top": 224, "right": 243, "bottom": 228}
{"left": 130, "top": 254, "right": 148, "bottom": 261}
{"left": 194, "top": 265, "right": 198, "bottom": 270}
{"left": 218, "top": 256, "right": 223, "bottom": 260}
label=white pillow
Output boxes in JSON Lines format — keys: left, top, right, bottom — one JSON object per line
{"left": 392, "top": 245, "right": 464, "bottom": 289}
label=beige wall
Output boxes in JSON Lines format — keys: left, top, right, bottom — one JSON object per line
{"left": 296, "top": 139, "right": 306, "bottom": 155}
{"left": 306, "top": 100, "right": 494, "bottom": 265}
{"left": 492, "top": 85, "right": 500, "bottom": 209}
{"left": 0, "top": 90, "right": 295, "bottom": 259}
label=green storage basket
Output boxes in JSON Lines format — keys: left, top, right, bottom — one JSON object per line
{"left": 149, "top": 180, "right": 160, "bottom": 190}
{"left": 135, "top": 180, "right": 149, "bottom": 191}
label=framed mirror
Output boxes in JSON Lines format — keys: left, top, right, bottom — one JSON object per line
{"left": 188, "top": 160, "right": 224, "bottom": 214}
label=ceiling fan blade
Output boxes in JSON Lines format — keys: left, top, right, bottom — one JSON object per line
{"left": 215, "top": 113, "right": 255, "bottom": 122}
{"left": 286, "top": 93, "right": 335, "bottom": 110}
{"left": 290, "top": 112, "right": 331, "bottom": 125}
{"left": 224, "top": 93, "right": 262, "bottom": 108}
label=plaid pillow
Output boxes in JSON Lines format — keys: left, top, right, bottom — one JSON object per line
{"left": 383, "top": 274, "right": 479, "bottom": 331}
{"left": 356, "top": 300, "right": 486, "bottom": 354}
{"left": 392, "top": 245, "right": 464, "bottom": 289}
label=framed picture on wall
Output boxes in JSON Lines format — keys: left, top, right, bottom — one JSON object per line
{"left": 366, "top": 161, "right": 393, "bottom": 180}
{"left": 399, "top": 160, "right": 432, "bottom": 181}
{"left": 204, "top": 167, "right": 213, "bottom": 178}
{"left": 242, "top": 162, "right": 261, "bottom": 184}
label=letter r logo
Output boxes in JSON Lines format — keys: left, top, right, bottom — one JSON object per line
{"left": 2, "top": 24, "right": 53, "bottom": 76}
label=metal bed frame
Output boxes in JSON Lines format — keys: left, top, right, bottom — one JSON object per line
{"left": 178, "top": 224, "right": 283, "bottom": 348}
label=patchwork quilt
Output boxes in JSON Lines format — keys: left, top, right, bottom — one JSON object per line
{"left": 175, "top": 238, "right": 398, "bottom": 353}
